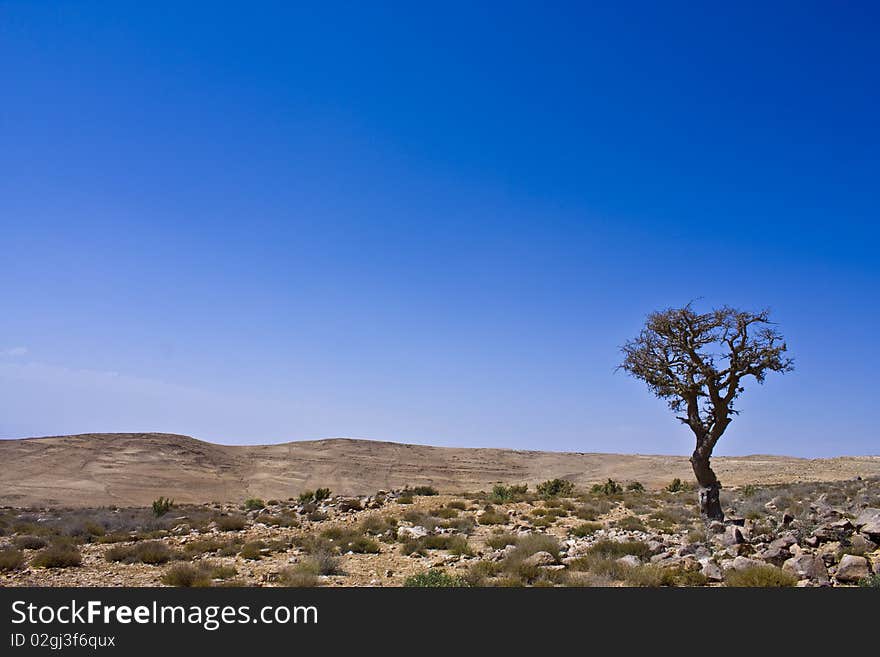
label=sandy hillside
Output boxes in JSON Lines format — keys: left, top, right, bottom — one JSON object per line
{"left": 0, "top": 433, "right": 877, "bottom": 507}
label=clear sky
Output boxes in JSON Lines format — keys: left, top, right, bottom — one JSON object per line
{"left": 1, "top": 2, "right": 877, "bottom": 456}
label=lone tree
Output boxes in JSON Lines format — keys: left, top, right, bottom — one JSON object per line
{"left": 620, "top": 304, "right": 793, "bottom": 520}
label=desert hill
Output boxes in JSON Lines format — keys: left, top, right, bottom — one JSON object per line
{"left": 1, "top": 433, "right": 878, "bottom": 507}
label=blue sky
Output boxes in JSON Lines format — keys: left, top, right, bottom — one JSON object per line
{"left": 1, "top": 2, "right": 877, "bottom": 456}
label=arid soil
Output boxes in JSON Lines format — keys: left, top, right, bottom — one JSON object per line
{"left": 1, "top": 433, "right": 878, "bottom": 507}
{"left": 1, "top": 478, "right": 879, "bottom": 588}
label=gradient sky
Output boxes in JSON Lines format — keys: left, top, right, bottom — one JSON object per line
{"left": 1, "top": 2, "right": 878, "bottom": 456}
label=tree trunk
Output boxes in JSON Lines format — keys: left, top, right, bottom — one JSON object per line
{"left": 690, "top": 450, "right": 724, "bottom": 520}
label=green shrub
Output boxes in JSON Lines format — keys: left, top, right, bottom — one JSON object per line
{"left": 32, "top": 542, "right": 82, "bottom": 568}
{"left": 244, "top": 498, "right": 265, "bottom": 511}
{"left": 299, "top": 491, "right": 315, "bottom": 504}
{"left": 858, "top": 573, "right": 880, "bottom": 588}
{"left": 397, "top": 495, "right": 413, "bottom": 504}
{"left": 741, "top": 484, "right": 759, "bottom": 498}
{"left": 571, "top": 522, "right": 603, "bottom": 537}
{"left": 431, "top": 507, "right": 459, "bottom": 519}
{"left": 626, "top": 481, "right": 645, "bottom": 492}
{"left": 591, "top": 479, "right": 623, "bottom": 496}
{"left": 724, "top": 565, "right": 797, "bottom": 587}
{"left": 162, "top": 563, "right": 211, "bottom": 587}
{"left": 666, "top": 478, "right": 688, "bottom": 493}
{"left": 536, "top": 479, "right": 575, "bottom": 498}
{"left": 404, "top": 569, "right": 467, "bottom": 587}
{"left": 152, "top": 497, "right": 175, "bottom": 517}
{"left": 215, "top": 514, "right": 247, "bottom": 531}
{"left": 490, "top": 484, "right": 528, "bottom": 503}
{"left": 314, "top": 488, "right": 332, "bottom": 502}
{"left": 0, "top": 548, "right": 25, "bottom": 571}
{"left": 447, "top": 500, "right": 468, "bottom": 510}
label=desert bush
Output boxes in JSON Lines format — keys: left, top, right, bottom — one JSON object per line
{"left": 624, "top": 565, "right": 707, "bottom": 587}
{"left": 359, "top": 515, "right": 397, "bottom": 536}
{"left": 32, "top": 542, "right": 82, "bottom": 568}
{"left": 320, "top": 527, "right": 380, "bottom": 554}
{"left": 298, "top": 491, "right": 315, "bottom": 504}
{"left": 397, "top": 495, "right": 414, "bottom": 504}
{"left": 477, "top": 509, "right": 507, "bottom": 525}
{"left": 0, "top": 548, "right": 25, "bottom": 571}
{"left": 431, "top": 507, "right": 459, "bottom": 519}
{"left": 404, "top": 569, "right": 467, "bottom": 587}
{"left": 105, "top": 540, "right": 174, "bottom": 564}
{"left": 152, "top": 497, "right": 175, "bottom": 517}
{"left": 203, "top": 562, "right": 237, "bottom": 580}
{"left": 162, "top": 563, "right": 211, "bottom": 587}
{"left": 486, "top": 533, "right": 518, "bottom": 549}
{"left": 314, "top": 488, "right": 332, "bottom": 502}
{"left": 254, "top": 513, "right": 281, "bottom": 526}
{"left": 423, "top": 534, "right": 472, "bottom": 556}
{"left": 280, "top": 562, "right": 320, "bottom": 587}
{"left": 627, "top": 481, "right": 645, "bottom": 492}
{"left": 440, "top": 516, "right": 476, "bottom": 534}
{"left": 239, "top": 540, "right": 266, "bottom": 560}
{"left": 591, "top": 479, "right": 623, "bottom": 496}
{"left": 215, "top": 514, "right": 247, "bottom": 531}
{"left": 409, "top": 486, "right": 439, "bottom": 496}
{"left": 504, "top": 534, "right": 560, "bottom": 564}
{"left": 586, "top": 539, "right": 651, "bottom": 560}
{"left": 571, "top": 522, "right": 603, "bottom": 537}
{"left": 447, "top": 500, "right": 468, "bottom": 510}
{"left": 614, "top": 516, "right": 647, "bottom": 532}
{"left": 337, "top": 498, "right": 363, "bottom": 512}
{"left": 724, "top": 565, "right": 797, "bottom": 587}
{"left": 244, "top": 498, "right": 265, "bottom": 511}
{"left": 537, "top": 479, "right": 575, "bottom": 498}
{"left": 464, "top": 560, "right": 503, "bottom": 586}
{"left": 13, "top": 535, "right": 47, "bottom": 550}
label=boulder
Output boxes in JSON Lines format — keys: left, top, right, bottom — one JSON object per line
{"left": 854, "top": 508, "right": 880, "bottom": 540}
{"left": 616, "top": 555, "right": 642, "bottom": 568}
{"left": 835, "top": 554, "right": 870, "bottom": 583}
{"left": 783, "top": 554, "right": 829, "bottom": 584}
{"left": 700, "top": 559, "right": 724, "bottom": 581}
{"left": 730, "top": 556, "right": 764, "bottom": 571}
{"left": 522, "top": 551, "right": 557, "bottom": 568}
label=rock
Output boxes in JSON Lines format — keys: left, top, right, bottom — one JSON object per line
{"left": 397, "top": 525, "right": 428, "bottom": 540}
{"left": 731, "top": 556, "right": 764, "bottom": 571}
{"left": 854, "top": 508, "right": 880, "bottom": 539}
{"left": 707, "top": 520, "right": 726, "bottom": 534}
{"left": 835, "top": 554, "right": 870, "bottom": 583}
{"left": 848, "top": 534, "right": 877, "bottom": 554}
{"left": 714, "top": 526, "right": 746, "bottom": 547}
{"left": 617, "top": 555, "right": 641, "bottom": 568}
{"left": 700, "top": 559, "right": 724, "bottom": 581}
{"left": 783, "top": 554, "right": 829, "bottom": 583}
{"left": 522, "top": 551, "right": 557, "bottom": 568}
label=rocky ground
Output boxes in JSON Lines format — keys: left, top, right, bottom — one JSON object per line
{"left": 1, "top": 477, "right": 879, "bottom": 587}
